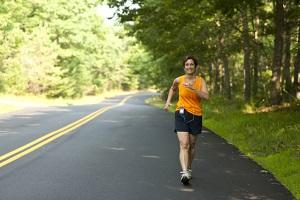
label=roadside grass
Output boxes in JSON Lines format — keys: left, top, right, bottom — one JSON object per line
{"left": 0, "top": 104, "right": 21, "bottom": 114}
{"left": 146, "top": 96, "right": 300, "bottom": 200}
{"left": 0, "top": 90, "right": 138, "bottom": 115}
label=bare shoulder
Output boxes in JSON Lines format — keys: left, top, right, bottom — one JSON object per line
{"left": 174, "top": 77, "right": 180, "bottom": 84}
{"left": 171, "top": 77, "right": 180, "bottom": 89}
{"left": 202, "top": 78, "right": 207, "bottom": 85}
{"left": 198, "top": 76, "right": 206, "bottom": 83}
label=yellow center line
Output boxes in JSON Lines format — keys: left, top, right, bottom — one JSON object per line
{"left": 0, "top": 107, "right": 105, "bottom": 162}
{"left": 0, "top": 95, "right": 132, "bottom": 168}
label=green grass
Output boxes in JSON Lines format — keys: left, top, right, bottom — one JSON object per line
{"left": 146, "top": 96, "right": 300, "bottom": 200}
{"left": 0, "top": 104, "right": 21, "bottom": 114}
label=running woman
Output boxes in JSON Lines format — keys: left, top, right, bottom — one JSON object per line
{"left": 164, "top": 55, "right": 209, "bottom": 185}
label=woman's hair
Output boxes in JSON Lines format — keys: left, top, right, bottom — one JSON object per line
{"left": 183, "top": 55, "right": 198, "bottom": 67}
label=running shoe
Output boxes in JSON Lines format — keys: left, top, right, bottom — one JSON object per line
{"left": 180, "top": 171, "right": 190, "bottom": 185}
{"left": 187, "top": 169, "right": 192, "bottom": 180}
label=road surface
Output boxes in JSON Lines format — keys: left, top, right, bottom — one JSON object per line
{"left": 0, "top": 93, "right": 295, "bottom": 200}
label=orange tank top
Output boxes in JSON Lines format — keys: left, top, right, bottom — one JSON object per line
{"left": 176, "top": 75, "right": 203, "bottom": 116}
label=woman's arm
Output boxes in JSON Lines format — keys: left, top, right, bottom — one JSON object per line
{"left": 164, "top": 78, "right": 179, "bottom": 111}
{"left": 198, "top": 78, "right": 209, "bottom": 100}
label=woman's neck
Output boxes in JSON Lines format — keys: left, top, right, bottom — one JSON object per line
{"left": 185, "top": 74, "right": 195, "bottom": 80}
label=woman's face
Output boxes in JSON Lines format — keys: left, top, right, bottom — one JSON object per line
{"left": 184, "top": 59, "right": 196, "bottom": 75}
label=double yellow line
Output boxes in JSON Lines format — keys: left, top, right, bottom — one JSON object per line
{"left": 0, "top": 96, "right": 132, "bottom": 168}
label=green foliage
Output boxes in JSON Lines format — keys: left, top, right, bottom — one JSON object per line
{"left": 0, "top": 0, "right": 152, "bottom": 98}
{"left": 202, "top": 96, "right": 300, "bottom": 153}
{"left": 0, "top": 59, "right": 27, "bottom": 95}
{"left": 20, "top": 27, "right": 61, "bottom": 95}
{"left": 108, "top": 0, "right": 300, "bottom": 105}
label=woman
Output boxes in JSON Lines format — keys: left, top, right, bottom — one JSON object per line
{"left": 164, "top": 55, "right": 209, "bottom": 185}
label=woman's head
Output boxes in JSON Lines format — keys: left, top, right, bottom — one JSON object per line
{"left": 183, "top": 55, "right": 198, "bottom": 75}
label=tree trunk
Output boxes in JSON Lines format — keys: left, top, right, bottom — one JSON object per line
{"left": 214, "top": 61, "right": 221, "bottom": 94}
{"left": 282, "top": 21, "right": 292, "bottom": 101}
{"left": 271, "top": 0, "right": 284, "bottom": 105}
{"left": 294, "top": 23, "right": 300, "bottom": 99}
{"left": 222, "top": 55, "right": 231, "bottom": 99}
{"left": 241, "top": 8, "right": 251, "bottom": 102}
{"left": 220, "top": 36, "right": 231, "bottom": 99}
{"left": 209, "top": 62, "right": 213, "bottom": 90}
{"left": 252, "top": 15, "right": 260, "bottom": 99}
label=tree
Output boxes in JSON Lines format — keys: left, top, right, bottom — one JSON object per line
{"left": 293, "top": 23, "right": 300, "bottom": 98}
{"left": 241, "top": 7, "right": 251, "bottom": 102}
{"left": 270, "top": 0, "right": 284, "bottom": 105}
{"left": 0, "top": 0, "right": 152, "bottom": 97}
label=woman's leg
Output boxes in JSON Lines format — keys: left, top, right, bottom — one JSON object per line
{"left": 177, "top": 132, "right": 190, "bottom": 171}
{"left": 188, "top": 134, "right": 198, "bottom": 169}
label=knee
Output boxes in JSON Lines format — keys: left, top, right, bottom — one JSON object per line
{"left": 190, "top": 142, "right": 196, "bottom": 150}
{"left": 180, "top": 142, "right": 190, "bottom": 150}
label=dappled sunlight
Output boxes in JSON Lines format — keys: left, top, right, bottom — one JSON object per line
{"left": 243, "top": 104, "right": 256, "bottom": 114}
{"left": 179, "top": 188, "right": 195, "bottom": 192}
{"left": 255, "top": 103, "right": 293, "bottom": 113}
{"left": 224, "top": 170, "right": 233, "bottom": 175}
{"left": 163, "top": 185, "right": 195, "bottom": 192}
{"left": 100, "top": 102, "right": 118, "bottom": 105}
{"left": 212, "top": 108, "right": 221, "bottom": 113}
{"left": 103, "top": 147, "right": 126, "bottom": 151}
{"left": 43, "top": 107, "right": 72, "bottom": 112}
{"left": 10, "top": 108, "right": 71, "bottom": 118}
{"left": 241, "top": 193, "right": 270, "bottom": 200}
{"left": 0, "top": 106, "right": 73, "bottom": 121}
{"left": 27, "top": 123, "right": 41, "bottom": 127}
{"left": 201, "top": 130, "right": 210, "bottom": 133}
{"left": 15, "top": 116, "right": 33, "bottom": 119}
{"left": 103, "top": 99, "right": 120, "bottom": 103}
{"left": 15, "top": 107, "right": 72, "bottom": 116}
{"left": 242, "top": 103, "right": 299, "bottom": 114}
{"left": 142, "top": 155, "right": 160, "bottom": 159}
{"left": 15, "top": 112, "right": 47, "bottom": 116}
{"left": 240, "top": 154, "right": 251, "bottom": 159}
{"left": 0, "top": 131, "right": 19, "bottom": 136}
{"left": 225, "top": 187, "right": 278, "bottom": 200}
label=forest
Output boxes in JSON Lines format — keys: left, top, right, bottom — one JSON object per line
{"left": 0, "top": 0, "right": 152, "bottom": 98}
{"left": 0, "top": 0, "right": 299, "bottom": 106}
{"left": 107, "top": 0, "right": 300, "bottom": 106}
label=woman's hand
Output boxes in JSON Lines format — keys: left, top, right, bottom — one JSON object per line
{"left": 183, "top": 81, "right": 209, "bottom": 100}
{"left": 183, "top": 82, "right": 196, "bottom": 91}
{"left": 164, "top": 102, "right": 171, "bottom": 111}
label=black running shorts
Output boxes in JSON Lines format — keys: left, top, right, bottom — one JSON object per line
{"left": 174, "top": 109, "right": 202, "bottom": 135}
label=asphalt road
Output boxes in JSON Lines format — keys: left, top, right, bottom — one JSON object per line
{"left": 0, "top": 93, "right": 295, "bottom": 200}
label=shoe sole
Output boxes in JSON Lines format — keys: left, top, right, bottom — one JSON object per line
{"left": 181, "top": 176, "right": 189, "bottom": 185}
